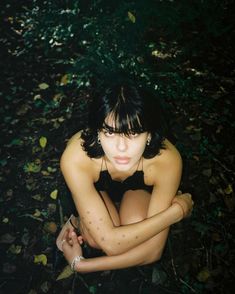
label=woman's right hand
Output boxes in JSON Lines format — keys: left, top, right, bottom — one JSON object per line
{"left": 61, "top": 229, "right": 83, "bottom": 265}
{"left": 172, "top": 192, "right": 194, "bottom": 218}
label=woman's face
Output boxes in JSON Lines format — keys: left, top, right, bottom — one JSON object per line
{"left": 99, "top": 118, "right": 149, "bottom": 172}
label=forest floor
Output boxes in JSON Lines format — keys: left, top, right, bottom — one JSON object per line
{"left": 1, "top": 2, "right": 235, "bottom": 294}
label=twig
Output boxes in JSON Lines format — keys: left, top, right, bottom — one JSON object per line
{"left": 71, "top": 273, "right": 77, "bottom": 294}
{"left": 206, "top": 147, "right": 235, "bottom": 178}
{"left": 77, "top": 274, "right": 90, "bottom": 290}
{"left": 58, "top": 199, "right": 64, "bottom": 228}
{"left": 179, "top": 278, "right": 196, "bottom": 293}
{"left": 167, "top": 237, "right": 178, "bottom": 280}
{"left": 18, "top": 214, "right": 44, "bottom": 222}
{"left": 138, "top": 280, "right": 144, "bottom": 294}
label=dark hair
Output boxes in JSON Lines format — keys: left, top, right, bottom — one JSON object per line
{"left": 81, "top": 81, "right": 167, "bottom": 158}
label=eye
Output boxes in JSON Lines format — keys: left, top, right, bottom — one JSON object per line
{"left": 103, "top": 130, "right": 115, "bottom": 137}
{"left": 129, "top": 132, "right": 139, "bottom": 138}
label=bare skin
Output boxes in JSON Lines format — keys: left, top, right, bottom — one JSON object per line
{"left": 59, "top": 131, "right": 193, "bottom": 272}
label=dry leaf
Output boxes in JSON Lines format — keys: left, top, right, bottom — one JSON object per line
{"left": 24, "top": 161, "right": 41, "bottom": 173}
{"left": 33, "top": 209, "right": 41, "bottom": 217}
{"left": 2, "top": 217, "right": 9, "bottom": 223}
{"left": 56, "top": 265, "right": 74, "bottom": 280}
{"left": 47, "top": 166, "right": 57, "bottom": 173}
{"left": 38, "top": 83, "right": 49, "bottom": 90}
{"left": 224, "top": 184, "right": 233, "bottom": 195}
{"left": 50, "top": 189, "right": 58, "bottom": 199}
{"left": 34, "top": 254, "right": 47, "bottom": 266}
{"left": 53, "top": 93, "right": 63, "bottom": 102}
{"left": 8, "top": 244, "right": 22, "bottom": 254}
{"left": 43, "top": 221, "right": 57, "bottom": 234}
{"left": 128, "top": 11, "right": 136, "bottom": 23}
{"left": 197, "top": 267, "right": 210, "bottom": 282}
{"left": 60, "top": 74, "right": 68, "bottom": 85}
{"left": 39, "top": 136, "right": 47, "bottom": 148}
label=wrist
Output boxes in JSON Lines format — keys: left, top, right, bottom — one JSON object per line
{"left": 172, "top": 202, "right": 185, "bottom": 221}
{"left": 71, "top": 255, "right": 85, "bottom": 272}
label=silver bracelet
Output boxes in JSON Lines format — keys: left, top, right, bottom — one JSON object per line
{"left": 71, "top": 255, "right": 85, "bottom": 272}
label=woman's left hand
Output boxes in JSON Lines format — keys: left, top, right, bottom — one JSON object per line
{"left": 61, "top": 229, "right": 83, "bottom": 264}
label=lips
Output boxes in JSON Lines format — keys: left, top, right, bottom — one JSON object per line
{"left": 114, "top": 156, "right": 130, "bottom": 164}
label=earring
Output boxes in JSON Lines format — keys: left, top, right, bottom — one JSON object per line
{"left": 146, "top": 136, "right": 151, "bottom": 146}
{"left": 97, "top": 132, "right": 101, "bottom": 144}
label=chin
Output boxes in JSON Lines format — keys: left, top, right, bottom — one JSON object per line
{"left": 113, "top": 161, "right": 134, "bottom": 171}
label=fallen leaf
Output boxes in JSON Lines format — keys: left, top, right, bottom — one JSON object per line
{"left": 32, "top": 194, "right": 44, "bottom": 201}
{"left": 224, "top": 184, "right": 233, "bottom": 195}
{"left": 34, "top": 254, "right": 47, "bottom": 266}
{"left": 47, "top": 203, "right": 57, "bottom": 215}
{"left": 53, "top": 93, "right": 63, "bottom": 102}
{"left": 38, "top": 83, "right": 49, "bottom": 90}
{"left": 39, "top": 136, "right": 47, "bottom": 148}
{"left": 33, "top": 209, "right": 41, "bottom": 217}
{"left": 9, "top": 138, "right": 23, "bottom": 146}
{"left": 152, "top": 266, "right": 167, "bottom": 285}
{"left": 41, "top": 281, "right": 50, "bottom": 293}
{"left": 34, "top": 94, "right": 41, "bottom": 100}
{"left": 128, "top": 11, "right": 136, "bottom": 23}
{"left": 43, "top": 221, "right": 57, "bottom": 234}
{"left": 60, "top": 74, "right": 68, "bottom": 85}
{"left": 16, "top": 104, "right": 31, "bottom": 116}
{"left": 21, "top": 232, "right": 30, "bottom": 246}
{"left": 41, "top": 170, "right": 51, "bottom": 176}
{"left": 8, "top": 244, "right": 22, "bottom": 254}
{"left": 0, "top": 233, "right": 16, "bottom": 244}
{"left": 50, "top": 189, "right": 58, "bottom": 200}
{"left": 197, "top": 267, "right": 210, "bottom": 282}
{"left": 56, "top": 265, "right": 73, "bottom": 280}
{"left": 24, "top": 161, "right": 41, "bottom": 173}
{"left": 47, "top": 166, "right": 57, "bottom": 173}
{"left": 2, "top": 217, "right": 9, "bottom": 223}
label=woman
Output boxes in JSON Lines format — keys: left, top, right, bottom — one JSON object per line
{"left": 57, "top": 82, "right": 193, "bottom": 273}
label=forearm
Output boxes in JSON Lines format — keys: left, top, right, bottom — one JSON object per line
{"left": 82, "top": 203, "right": 182, "bottom": 255}
{"left": 76, "top": 229, "right": 169, "bottom": 273}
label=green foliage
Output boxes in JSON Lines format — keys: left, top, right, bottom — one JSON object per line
{"left": 19, "top": 0, "right": 232, "bottom": 95}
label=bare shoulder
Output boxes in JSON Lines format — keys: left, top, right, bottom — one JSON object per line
{"left": 60, "top": 131, "right": 98, "bottom": 180}
{"left": 144, "top": 139, "right": 182, "bottom": 185}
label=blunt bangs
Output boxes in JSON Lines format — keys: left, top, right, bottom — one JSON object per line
{"left": 101, "top": 111, "right": 146, "bottom": 136}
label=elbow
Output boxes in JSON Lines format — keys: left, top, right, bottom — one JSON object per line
{"left": 100, "top": 237, "right": 126, "bottom": 256}
{"left": 102, "top": 243, "right": 121, "bottom": 256}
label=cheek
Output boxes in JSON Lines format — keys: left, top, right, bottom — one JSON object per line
{"left": 100, "top": 141, "right": 113, "bottom": 154}
{"left": 131, "top": 141, "right": 146, "bottom": 155}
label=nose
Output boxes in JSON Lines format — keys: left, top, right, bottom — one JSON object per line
{"left": 116, "top": 135, "right": 128, "bottom": 152}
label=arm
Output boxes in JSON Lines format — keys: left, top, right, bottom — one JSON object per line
{"left": 63, "top": 202, "right": 184, "bottom": 273}
{"left": 61, "top": 139, "right": 188, "bottom": 256}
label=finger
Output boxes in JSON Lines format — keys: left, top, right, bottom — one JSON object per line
{"left": 77, "top": 235, "right": 84, "bottom": 245}
{"left": 61, "top": 238, "right": 70, "bottom": 251}
{"left": 71, "top": 231, "right": 79, "bottom": 245}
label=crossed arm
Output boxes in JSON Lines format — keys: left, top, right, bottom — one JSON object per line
{"left": 60, "top": 140, "right": 191, "bottom": 272}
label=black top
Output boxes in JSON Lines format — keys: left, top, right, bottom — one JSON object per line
{"left": 94, "top": 158, "right": 153, "bottom": 202}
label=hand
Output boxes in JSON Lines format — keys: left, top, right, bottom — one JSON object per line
{"left": 61, "top": 229, "right": 83, "bottom": 264}
{"left": 172, "top": 192, "right": 194, "bottom": 218}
